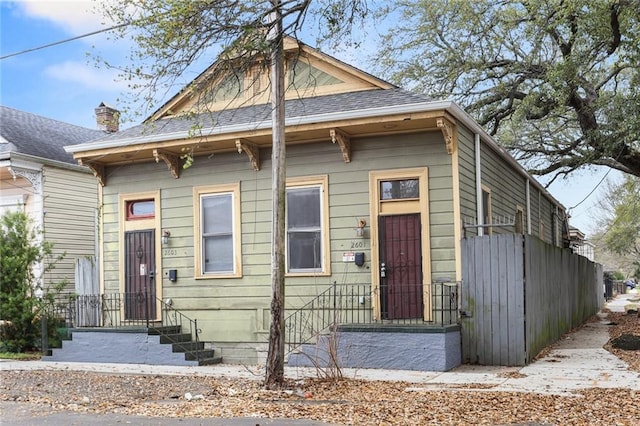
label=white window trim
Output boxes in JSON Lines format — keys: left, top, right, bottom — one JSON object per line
{"left": 193, "top": 183, "right": 242, "bottom": 279}
{"left": 285, "top": 175, "right": 330, "bottom": 276}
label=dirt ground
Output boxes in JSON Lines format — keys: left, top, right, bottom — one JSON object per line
{"left": 1, "top": 311, "right": 639, "bottom": 425}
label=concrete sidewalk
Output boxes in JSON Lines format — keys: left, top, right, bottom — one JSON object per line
{"left": 2, "top": 293, "right": 638, "bottom": 396}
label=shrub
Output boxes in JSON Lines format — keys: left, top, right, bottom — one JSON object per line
{"left": 0, "top": 210, "right": 64, "bottom": 353}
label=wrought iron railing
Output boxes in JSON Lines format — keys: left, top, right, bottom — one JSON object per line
{"left": 47, "top": 292, "right": 202, "bottom": 361}
{"left": 284, "top": 281, "right": 460, "bottom": 354}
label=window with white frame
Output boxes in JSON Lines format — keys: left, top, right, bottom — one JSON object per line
{"left": 286, "top": 176, "right": 329, "bottom": 275}
{"left": 194, "top": 184, "right": 241, "bottom": 278}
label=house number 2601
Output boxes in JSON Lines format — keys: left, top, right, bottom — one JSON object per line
{"left": 163, "top": 249, "right": 178, "bottom": 257}
{"left": 350, "top": 241, "right": 365, "bottom": 249}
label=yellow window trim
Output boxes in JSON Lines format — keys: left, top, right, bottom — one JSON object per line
{"left": 285, "top": 175, "right": 331, "bottom": 277}
{"left": 193, "top": 183, "right": 242, "bottom": 279}
{"left": 118, "top": 191, "right": 161, "bottom": 315}
{"left": 369, "top": 167, "right": 432, "bottom": 321}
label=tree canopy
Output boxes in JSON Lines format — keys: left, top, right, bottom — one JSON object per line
{"left": 97, "top": 0, "right": 370, "bottom": 120}
{"left": 378, "top": 0, "right": 640, "bottom": 183}
{"left": 598, "top": 175, "right": 640, "bottom": 257}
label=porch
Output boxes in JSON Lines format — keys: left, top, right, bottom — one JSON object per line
{"left": 285, "top": 280, "right": 462, "bottom": 371}
{"left": 42, "top": 292, "right": 221, "bottom": 366}
{"left": 42, "top": 280, "right": 460, "bottom": 370}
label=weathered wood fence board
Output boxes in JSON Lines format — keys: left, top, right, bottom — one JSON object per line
{"left": 461, "top": 235, "right": 602, "bottom": 366}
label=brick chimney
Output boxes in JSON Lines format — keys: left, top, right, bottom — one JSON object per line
{"left": 95, "top": 102, "right": 120, "bottom": 133}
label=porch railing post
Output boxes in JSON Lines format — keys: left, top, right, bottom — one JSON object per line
{"left": 194, "top": 319, "right": 200, "bottom": 361}
{"left": 145, "top": 287, "right": 149, "bottom": 327}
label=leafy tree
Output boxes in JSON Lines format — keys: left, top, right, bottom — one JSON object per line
{"left": 0, "top": 210, "right": 64, "bottom": 353}
{"left": 594, "top": 175, "right": 640, "bottom": 258}
{"left": 97, "top": 0, "right": 371, "bottom": 121}
{"left": 96, "top": 0, "right": 371, "bottom": 388}
{"left": 377, "top": 0, "right": 640, "bottom": 183}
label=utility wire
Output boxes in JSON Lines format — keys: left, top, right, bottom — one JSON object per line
{"left": 0, "top": 22, "right": 129, "bottom": 60}
{"left": 568, "top": 167, "right": 613, "bottom": 211}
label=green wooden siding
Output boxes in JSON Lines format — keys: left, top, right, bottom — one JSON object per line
{"left": 41, "top": 166, "right": 98, "bottom": 293}
{"left": 100, "top": 131, "right": 455, "bottom": 347}
{"left": 456, "top": 125, "right": 479, "bottom": 237}
{"left": 456, "top": 124, "right": 561, "bottom": 246}
{"left": 478, "top": 141, "right": 528, "bottom": 236}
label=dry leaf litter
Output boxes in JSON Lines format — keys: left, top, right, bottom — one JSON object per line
{"left": 1, "top": 311, "right": 638, "bottom": 425}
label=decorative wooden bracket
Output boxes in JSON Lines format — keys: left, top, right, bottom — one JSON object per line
{"left": 330, "top": 128, "right": 351, "bottom": 163}
{"left": 78, "top": 159, "right": 105, "bottom": 187}
{"left": 436, "top": 118, "right": 455, "bottom": 155}
{"left": 235, "top": 139, "right": 260, "bottom": 171}
{"left": 153, "top": 149, "right": 181, "bottom": 179}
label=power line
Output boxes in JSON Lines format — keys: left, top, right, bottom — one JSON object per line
{"left": 0, "top": 22, "right": 129, "bottom": 60}
{"left": 568, "top": 167, "right": 613, "bottom": 211}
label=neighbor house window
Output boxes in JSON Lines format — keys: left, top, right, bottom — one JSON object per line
{"left": 286, "top": 176, "right": 330, "bottom": 275}
{"left": 194, "top": 184, "right": 241, "bottom": 278}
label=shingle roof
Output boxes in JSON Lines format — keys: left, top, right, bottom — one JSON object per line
{"left": 0, "top": 106, "right": 104, "bottom": 164}
{"left": 89, "top": 88, "right": 432, "bottom": 144}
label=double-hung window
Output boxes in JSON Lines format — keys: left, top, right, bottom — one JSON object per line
{"left": 194, "top": 184, "right": 241, "bottom": 278}
{"left": 286, "top": 176, "right": 330, "bottom": 275}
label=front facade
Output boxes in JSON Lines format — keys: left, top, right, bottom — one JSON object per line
{"left": 66, "top": 39, "right": 568, "bottom": 363}
{"left": 0, "top": 106, "right": 102, "bottom": 294}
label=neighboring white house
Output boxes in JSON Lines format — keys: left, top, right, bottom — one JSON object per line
{"left": 0, "top": 105, "right": 104, "bottom": 293}
{"left": 568, "top": 226, "right": 595, "bottom": 261}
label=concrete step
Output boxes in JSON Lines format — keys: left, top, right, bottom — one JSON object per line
{"left": 197, "top": 356, "right": 223, "bottom": 366}
{"left": 171, "top": 341, "right": 205, "bottom": 352}
{"left": 184, "top": 349, "right": 216, "bottom": 361}
{"left": 148, "top": 325, "right": 181, "bottom": 335}
{"left": 159, "top": 333, "right": 192, "bottom": 344}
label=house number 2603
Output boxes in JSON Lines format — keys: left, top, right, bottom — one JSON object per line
{"left": 163, "top": 249, "right": 178, "bottom": 257}
{"left": 350, "top": 241, "right": 365, "bottom": 249}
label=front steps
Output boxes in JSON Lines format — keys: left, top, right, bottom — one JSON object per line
{"left": 148, "top": 326, "right": 222, "bottom": 365}
{"left": 44, "top": 326, "right": 222, "bottom": 366}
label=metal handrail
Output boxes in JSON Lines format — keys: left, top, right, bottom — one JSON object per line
{"left": 284, "top": 281, "right": 460, "bottom": 354}
{"left": 48, "top": 292, "right": 202, "bottom": 361}
{"left": 156, "top": 298, "right": 202, "bottom": 362}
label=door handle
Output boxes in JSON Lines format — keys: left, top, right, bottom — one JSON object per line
{"left": 380, "top": 262, "right": 386, "bottom": 278}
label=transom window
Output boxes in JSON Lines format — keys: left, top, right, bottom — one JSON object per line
{"left": 194, "top": 184, "right": 241, "bottom": 278}
{"left": 286, "top": 176, "right": 330, "bottom": 275}
{"left": 380, "top": 179, "right": 419, "bottom": 200}
{"left": 126, "top": 199, "right": 155, "bottom": 220}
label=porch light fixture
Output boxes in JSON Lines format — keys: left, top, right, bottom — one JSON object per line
{"left": 162, "top": 229, "right": 171, "bottom": 245}
{"left": 356, "top": 219, "right": 367, "bottom": 238}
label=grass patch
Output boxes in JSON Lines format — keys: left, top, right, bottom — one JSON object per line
{"left": 0, "top": 352, "right": 41, "bottom": 360}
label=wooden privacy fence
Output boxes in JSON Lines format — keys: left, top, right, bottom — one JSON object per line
{"left": 461, "top": 234, "right": 602, "bottom": 366}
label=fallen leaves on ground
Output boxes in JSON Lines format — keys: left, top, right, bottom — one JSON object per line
{"left": 1, "top": 369, "right": 638, "bottom": 425}
{"left": 604, "top": 309, "right": 640, "bottom": 372}
{"left": 1, "top": 311, "right": 639, "bottom": 425}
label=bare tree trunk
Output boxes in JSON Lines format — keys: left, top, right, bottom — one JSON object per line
{"left": 264, "top": 0, "right": 286, "bottom": 390}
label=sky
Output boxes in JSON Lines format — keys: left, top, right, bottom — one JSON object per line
{"left": 0, "top": 0, "right": 618, "bottom": 236}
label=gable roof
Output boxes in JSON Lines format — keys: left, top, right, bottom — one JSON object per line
{"left": 0, "top": 106, "right": 104, "bottom": 165}
{"left": 147, "top": 37, "right": 396, "bottom": 122}
{"left": 60, "top": 40, "right": 565, "bottom": 213}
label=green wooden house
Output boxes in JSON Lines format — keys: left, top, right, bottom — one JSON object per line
{"left": 61, "top": 38, "right": 568, "bottom": 369}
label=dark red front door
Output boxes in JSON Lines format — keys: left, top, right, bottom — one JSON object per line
{"left": 124, "top": 230, "right": 156, "bottom": 320}
{"left": 379, "top": 214, "right": 423, "bottom": 319}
